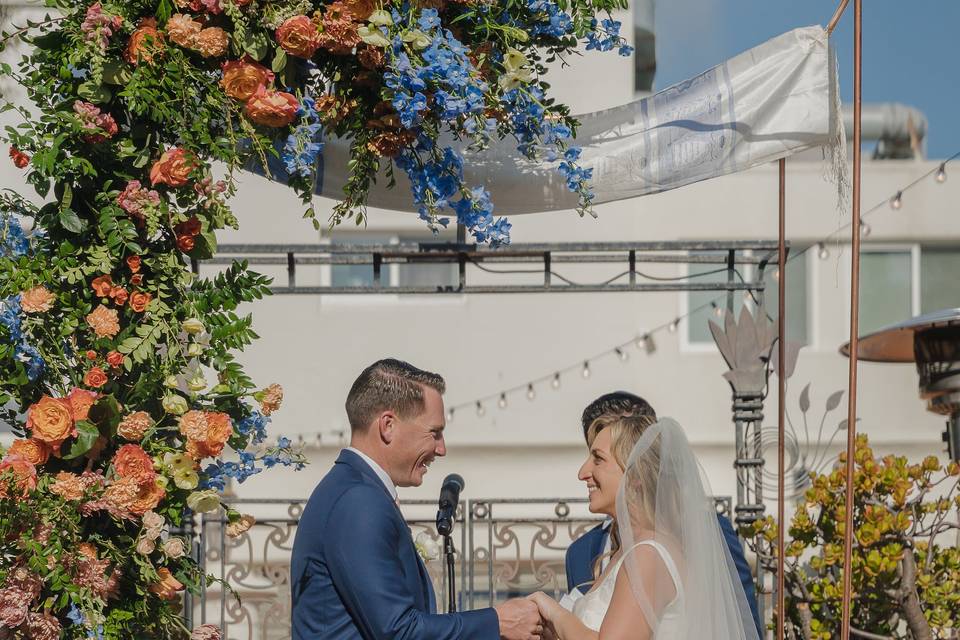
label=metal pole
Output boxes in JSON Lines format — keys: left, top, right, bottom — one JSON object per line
{"left": 840, "top": 2, "right": 863, "bottom": 639}
{"left": 445, "top": 535, "right": 457, "bottom": 612}
{"left": 776, "top": 159, "right": 786, "bottom": 640}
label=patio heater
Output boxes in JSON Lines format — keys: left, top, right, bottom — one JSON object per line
{"left": 839, "top": 308, "right": 960, "bottom": 461}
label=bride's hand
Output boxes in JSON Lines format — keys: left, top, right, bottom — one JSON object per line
{"left": 527, "top": 592, "right": 559, "bottom": 622}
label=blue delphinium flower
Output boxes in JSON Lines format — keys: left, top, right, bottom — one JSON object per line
{"left": 1, "top": 210, "right": 30, "bottom": 256}
{"left": 236, "top": 410, "right": 270, "bottom": 445}
{"left": 281, "top": 96, "right": 324, "bottom": 179}
{"left": 586, "top": 18, "right": 634, "bottom": 57}
{"left": 0, "top": 295, "right": 45, "bottom": 382}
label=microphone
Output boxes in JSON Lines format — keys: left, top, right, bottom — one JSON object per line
{"left": 436, "top": 474, "right": 464, "bottom": 536}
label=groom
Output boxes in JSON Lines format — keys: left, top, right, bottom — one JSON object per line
{"left": 291, "top": 358, "right": 542, "bottom": 639}
{"left": 564, "top": 391, "right": 763, "bottom": 635}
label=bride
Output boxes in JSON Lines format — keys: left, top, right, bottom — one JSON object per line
{"left": 529, "top": 418, "right": 760, "bottom": 640}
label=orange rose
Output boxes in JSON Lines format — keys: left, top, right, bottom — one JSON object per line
{"left": 20, "top": 286, "right": 55, "bottom": 313}
{"left": 129, "top": 291, "right": 152, "bottom": 313}
{"left": 166, "top": 13, "right": 201, "bottom": 48}
{"left": 91, "top": 274, "right": 113, "bottom": 298}
{"left": 118, "top": 411, "right": 153, "bottom": 440}
{"left": 67, "top": 387, "right": 99, "bottom": 422}
{"left": 221, "top": 57, "right": 274, "bottom": 101}
{"left": 130, "top": 480, "right": 165, "bottom": 515}
{"left": 84, "top": 366, "right": 108, "bottom": 388}
{"left": 203, "top": 412, "right": 232, "bottom": 456}
{"left": 125, "top": 18, "right": 165, "bottom": 65}
{"left": 193, "top": 27, "right": 228, "bottom": 57}
{"left": 149, "top": 148, "right": 197, "bottom": 187}
{"left": 126, "top": 255, "right": 142, "bottom": 273}
{"left": 8, "top": 439, "right": 50, "bottom": 466}
{"left": 0, "top": 455, "right": 37, "bottom": 497}
{"left": 149, "top": 568, "right": 184, "bottom": 600}
{"left": 176, "top": 234, "right": 196, "bottom": 253}
{"left": 26, "top": 395, "right": 76, "bottom": 452}
{"left": 245, "top": 88, "right": 299, "bottom": 127}
{"left": 86, "top": 350, "right": 97, "bottom": 360}
{"left": 113, "top": 444, "right": 157, "bottom": 484}
{"left": 110, "top": 286, "right": 129, "bottom": 306}
{"left": 131, "top": 273, "right": 144, "bottom": 286}
{"left": 106, "top": 351, "right": 124, "bottom": 368}
{"left": 86, "top": 304, "right": 120, "bottom": 338}
{"left": 276, "top": 15, "right": 321, "bottom": 58}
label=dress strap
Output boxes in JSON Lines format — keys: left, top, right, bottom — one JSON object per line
{"left": 623, "top": 540, "right": 684, "bottom": 600}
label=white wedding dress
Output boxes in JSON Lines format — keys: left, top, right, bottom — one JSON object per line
{"left": 563, "top": 540, "right": 685, "bottom": 638}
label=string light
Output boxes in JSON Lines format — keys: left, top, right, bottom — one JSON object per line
{"left": 771, "top": 269, "right": 780, "bottom": 282}
{"left": 526, "top": 384, "right": 536, "bottom": 400}
{"left": 889, "top": 191, "right": 902, "bottom": 210}
{"left": 442, "top": 155, "right": 957, "bottom": 418}
{"left": 475, "top": 401, "right": 485, "bottom": 417}
{"left": 935, "top": 164, "right": 947, "bottom": 183}
{"left": 446, "top": 408, "right": 455, "bottom": 423}
{"left": 498, "top": 393, "right": 508, "bottom": 409}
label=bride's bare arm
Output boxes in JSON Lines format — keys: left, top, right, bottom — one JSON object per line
{"left": 598, "top": 545, "right": 675, "bottom": 640}
{"left": 527, "top": 593, "right": 597, "bottom": 640}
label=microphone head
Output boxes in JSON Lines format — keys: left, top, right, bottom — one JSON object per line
{"left": 443, "top": 473, "right": 465, "bottom": 492}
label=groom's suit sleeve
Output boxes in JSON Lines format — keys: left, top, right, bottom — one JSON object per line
{"left": 327, "top": 485, "right": 499, "bottom": 640}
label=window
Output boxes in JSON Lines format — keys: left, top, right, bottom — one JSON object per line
{"left": 687, "top": 251, "right": 809, "bottom": 346}
{"left": 330, "top": 234, "right": 392, "bottom": 289}
{"left": 920, "top": 248, "right": 960, "bottom": 314}
{"left": 859, "top": 250, "right": 913, "bottom": 334}
{"left": 329, "top": 232, "right": 458, "bottom": 290}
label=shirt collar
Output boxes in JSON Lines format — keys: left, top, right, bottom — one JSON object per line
{"left": 345, "top": 447, "right": 398, "bottom": 501}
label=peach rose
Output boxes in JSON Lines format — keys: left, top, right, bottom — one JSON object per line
{"left": 26, "top": 396, "right": 75, "bottom": 451}
{"left": 20, "top": 286, "right": 55, "bottom": 313}
{"left": 131, "top": 273, "right": 144, "bottom": 286}
{"left": 131, "top": 480, "right": 165, "bottom": 515}
{"left": 106, "top": 351, "right": 124, "bottom": 368}
{"left": 129, "top": 291, "right": 152, "bottom": 313}
{"left": 276, "top": 15, "right": 321, "bottom": 58}
{"left": 91, "top": 274, "right": 113, "bottom": 298}
{"left": 203, "top": 412, "right": 232, "bottom": 456}
{"left": 226, "top": 514, "right": 256, "bottom": 538}
{"left": 149, "top": 568, "right": 184, "bottom": 600}
{"left": 136, "top": 536, "right": 156, "bottom": 555}
{"left": 112, "top": 444, "right": 157, "bottom": 484}
{"left": 194, "top": 27, "right": 228, "bottom": 57}
{"left": 191, "top": 624, "right": 222, "bottom": 640}
{"left": 126, "top": 255, "right": 142, "bottom": 273}
{"left": 221, "top": 57, "right": 274, "bottom": 101}
{"left": 245, "top": 88, "right": 299, "bottom": 127}
{"left": 86, "top": 304, "right": 120, "bottom": 338}
{"left": 118, "top": 411, "right": 153, "bottom": 440}
{"left": 84, "top": 366, "right": 108, "bottom": 388}
{"left": 166, "top": 13, "right": 201, "bottom": 48}
{"left": 259, "top": 383, "right": 283, "bottom": 416}
{"left": 178, "top": 410, "right": 208, "bottom": 441}
{"left": 177, "top": 234, "right": 195, "bottom": 253}
{"left": 125, "top": 18, "right": 165, "bottom": 65}
{"left": 0, "top": 455, "right": 37, "bottom": 497}
{"left": 109, "top": 286, "right": 128, "bottom": 306}
{"left": 149, "top": 148, "right": 197, "bottom": 187}
{"left": 66, "top": 388, "right": 98, "bottom": 422}
{"left": 162, "top": 537, "right": 186, "bottom": 558}
{"left": 8, "top": 439, "right": 50, "bottom": 466}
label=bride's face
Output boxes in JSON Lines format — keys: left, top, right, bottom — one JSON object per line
{"left": 578, "top": 428, "right": 625, "bottom": 518}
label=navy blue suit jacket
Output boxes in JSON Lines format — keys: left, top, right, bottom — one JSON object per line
{"left": 564, "top": 516, "right": 762, "bottom": 635}
{"left": 291, "top": 450, "right": 499, "bottom": 639}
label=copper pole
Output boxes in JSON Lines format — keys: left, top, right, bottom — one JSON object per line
{"left": 826, "top": 0, "right": 850, "bottom": 35}
{"left": 840, "top": 1, "right": 863, "bottom": 639}
{"left": 776, "top": 158, "right": 786, "bottom": 640}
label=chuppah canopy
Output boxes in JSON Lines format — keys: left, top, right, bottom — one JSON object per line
{"left": 248, "top": 25, "right": 841, "bottom": 214}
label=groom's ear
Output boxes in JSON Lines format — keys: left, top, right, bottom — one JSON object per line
{"left": 378, "top": 411, "right": 397, "bottom": 444}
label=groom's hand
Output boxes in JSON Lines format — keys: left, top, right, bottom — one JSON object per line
{"left": 494, "top": 598, "right": 543, "bottom": 640}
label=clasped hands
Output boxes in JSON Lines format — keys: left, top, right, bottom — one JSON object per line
{"left": 495, "top": 592, "right": 561, "bottom": 640}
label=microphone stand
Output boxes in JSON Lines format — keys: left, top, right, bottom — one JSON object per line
{"left": 443, "top": 533, "right": 457, "bottom": 613}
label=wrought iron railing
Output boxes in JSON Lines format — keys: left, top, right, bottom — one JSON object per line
{"left": 196, "top": 497, "right": 732, "bottom": 640}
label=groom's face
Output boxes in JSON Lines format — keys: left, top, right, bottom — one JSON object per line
{"left": 389, "top": 386, "right": 447, "bottom": 487}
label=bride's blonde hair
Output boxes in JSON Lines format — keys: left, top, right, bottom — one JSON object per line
{"left": 585, "top": 412, "right": 657, "bottom": 581}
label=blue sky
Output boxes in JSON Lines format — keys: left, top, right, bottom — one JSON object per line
{"left": 654, "top": 0, "right": 959, "bottom": 159}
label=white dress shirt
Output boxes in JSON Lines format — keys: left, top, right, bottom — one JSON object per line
{"left": 345, "top": 447, "right": 399, "bottom": 502}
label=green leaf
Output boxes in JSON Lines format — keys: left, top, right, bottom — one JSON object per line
{"left": 62, "top": 421, "right": 100, "bottom": 460}
{"left": 242, "top": 31, "right": 269, "bottom": 60}
{"left": 102, "top": 60, "right": 133, "bottom": 86}
{"left": 192, "top": 230, "right": 217, "bottom": 260}
{"left": 77, "top": 81, "right": 112, "bottom": 104}
{"left": 271, "top": 49, "right": 287, "bottom": 74}
{"left": 156, "top": 0, "right": 175, "bottom": 21}
{"left": 58, "top": 208, "right": 83, "bottom": 233}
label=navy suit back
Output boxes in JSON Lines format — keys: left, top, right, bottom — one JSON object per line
{"left": 290, "top": 450, "right": 498, "bottom": 640}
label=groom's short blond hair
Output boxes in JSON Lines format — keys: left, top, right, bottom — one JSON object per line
{"left": 345, "top": 358, "right": 446, "bottom": 432}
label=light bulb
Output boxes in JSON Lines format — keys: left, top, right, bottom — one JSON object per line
{"left": 581, "top": 361, "right": 591, "bottom": 378}
{"left": 817, "top": 243, "right": 829, "bottom": 260}
{"left": 446, "top": 409, "right": 455, "bottom": 423}
{"left": 890, "top": 191, "right": 902, "bottom": 210}
{"left": 551, "top": 373, "right": 561, "bottom": 389}
{"left": 860, "top": 219, "right": 871, "bottom": 238}
{"left": 771, "top": 269, "right": 780, "bottom": 282}
{"left": 935, "top": 164, "right": 946, "bottom": 183}
{"left": 475, "top": 402, "right": 485, "bottom": 417}
{"left": 498, "top": 393, "right": 508, "bottom": 409}
{"left": 635, "top": 335, "right": 647, "bottom": 350}
{"left": 526, "top": 384, "right": 536, "bottom": 400}
{"left": 615, "top": 347, "right": 629, "bottom": 362}
{"left": 668, "top": 320, "right": 678, "bottom": 333}
{"left": 712, "top": 303, "right": 724, "bottom": 318}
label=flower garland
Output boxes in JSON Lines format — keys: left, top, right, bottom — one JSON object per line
{"left": 0, "top": 0, "right": 630, "bottom": 636}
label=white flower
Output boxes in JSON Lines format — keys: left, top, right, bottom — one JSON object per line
{"left": 502, "top": 47, "right": 527, "bottom": 73}
{"left": 498, "top": 68, "right": 533, "bottom": 91}
{"left": 174, "top": 467, "right": 199, "bottom": 490}
{"left": 187, "top": 373, "right": 207, "bottom": 391}
{"left": 187, "top": 489, "right": 221, "bottom": 513}
{"left": 368, "top": 9, "right": 393, "bottom": 26}
{"left": 162, "top": 537, "right": 187, "bottom": 558}
{"left": 414, "top": 531, "right": 440, "bottom": 561}
{"left": 162, "top": 394, "right": 189, "bottom": 415}
{"left": 182, "top": 318, "right": 205, "bottom": 334}
{"left": 401, "top": 29, "right": 431, "bottom": 50}
{"left": 358, "top": 25, "right": 391, "bottom": 48}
